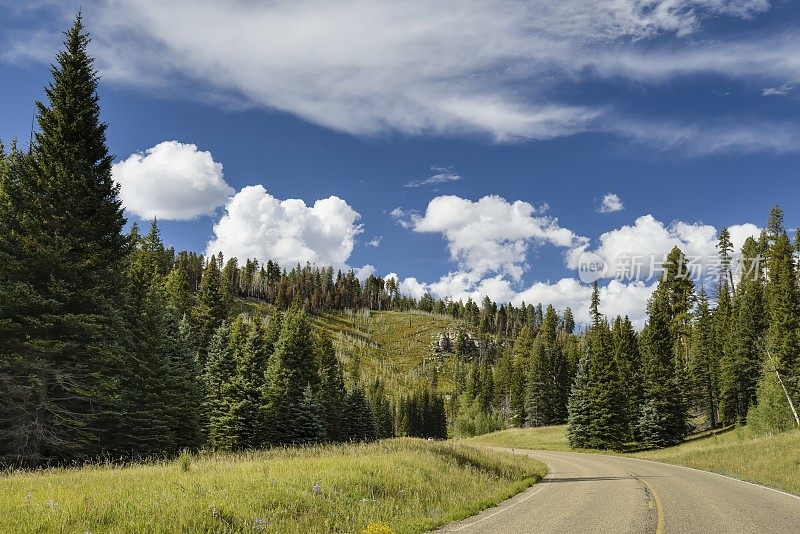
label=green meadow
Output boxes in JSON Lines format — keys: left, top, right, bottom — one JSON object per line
{"left": 0, "top": 439, "right": 545, "bottom": 534}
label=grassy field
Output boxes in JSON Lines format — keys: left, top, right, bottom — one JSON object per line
{"left": 634, "top": 426, "right": 800, "bottom": 495}
{"left": 0, "top": 439, "right": 546, "bottom": 534}
{"left": 465, "top": 424, "right": 800, "bottom": 496}
{"left": 465, "top": 425, "right": 570, "bottom": 451}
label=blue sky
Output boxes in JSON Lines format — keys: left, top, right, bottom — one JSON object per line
{"left": 2, "top": 0, "right": 799, "bottom": 325}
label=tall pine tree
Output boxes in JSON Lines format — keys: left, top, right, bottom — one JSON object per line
{"left": 0, "top": 15, "right": 127, "bottom": 464}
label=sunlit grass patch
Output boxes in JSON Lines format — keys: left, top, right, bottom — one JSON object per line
{"left": 632, "top": 426, "right": 800, "bottom": 495}
{"left": 464, "top": 425, "right": 570, "bottom": 451}
{"left": 0, "top": 438, "right": 545, "bottom": 533}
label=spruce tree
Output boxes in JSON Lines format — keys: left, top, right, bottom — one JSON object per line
{"left": 611, "top": 315, "right": 642, "bottom": 440}
{"left": 165, "top": 257, "right": 194, "bottom": 321}
{"left": 719, "top": 237, "right": 766, "bottom": 425}
{"left": 166, "top": 314, "right": 204, "bottom": 450}
{"left": 118, "top": 221, "right": 177, "bottom": 457}
{"left": 661, "top": 247, "right": 695, "bottom": 404}
{"left": 510, "top": 325, "right": 533, "bottom": 426}
{"left": 294, "top": 385, "right": 325, "bottom": 444}
{"left": 192, "top": 257, "right": 229, "bottom": 369}
{"left": 0, "top": 144, "right": 36, "bottom": 462}
{"left": 585, "top": 292, "right": 626, "bottom": 449}
{"left": 689, "top": 288, "right": 719, "bottom": 428}
{"left": 567, "top": 355, "right": 591, "bottom": 448}
{"left": 0, "top": 14, "right": 128, "bottom": 464}
{"left": 225, "top": 318, "right": 267, "bottom": 448}
{"left": 204, "top": 322, "right": 236, "bottom": 450}
{"left": 316, "top": 329, "right": 347, "bottom": 442}
{"left": 369, "top": 379, "right": 395, "bottom": 439}
{"left": 344, "top": 387, "right": 377, "bottom": 442}
{"left": 526, "top": 305, "right": 565, "bottom": 425}
{"left": 639, "top": 285, "right": 688, "bottom": 447}
{"left": 262, "top": 301, "right": 320, "bottom": 445}
{"left": 119, "top": 272, "right": 173, "bottom": 456}
{"left": 525, "top": 338, "right": 550, "bottom": 426}
{"left": 764, "top": 218, "right": 799, "bottom": 401}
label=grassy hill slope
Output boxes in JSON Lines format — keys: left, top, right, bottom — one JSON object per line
{"left": 315, "top": 310, "right": 459, "bottom": 395}
{"left": 236, "top": 299, "right": 461, "bottom": 397}
{"left": 0, "top": 439, "right": 545, "bottom": 534}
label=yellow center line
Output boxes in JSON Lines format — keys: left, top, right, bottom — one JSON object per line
{"left": 631, "top": 472, "right": 665, "bottom": 534}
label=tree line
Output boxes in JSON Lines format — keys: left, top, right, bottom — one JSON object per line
{"left": 0, "top": 16, "right": 447, "bottom": 466}
{"left": 458, "top": 214, "right": 800, "bottom": 450}
{"left": 2, "top": 16, "right": 797, "bottom": 466}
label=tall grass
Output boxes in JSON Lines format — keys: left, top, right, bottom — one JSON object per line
{"left": 633, "top": 426, "right": 800, "bottom": 495}
{"left": 0, "top": 439, "right": 545, "bottom": 533}
{"left": 464, "top": 425, "right": 570, "bottom": 451}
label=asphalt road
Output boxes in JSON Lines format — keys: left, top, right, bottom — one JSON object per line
{"left": 435, "top": 448, "right": 800, "bottom": 534}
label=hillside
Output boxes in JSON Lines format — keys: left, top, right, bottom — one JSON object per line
{"left": 237, "top": 299, "right": 463, "bottom": 397}
{"left": 316, "top": 310, "right": 460, "bottom": 395}
{"left": 0, "top": 439, "right": 545, "bottom": 534}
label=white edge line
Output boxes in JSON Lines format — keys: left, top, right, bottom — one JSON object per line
{"left": 445, "top": 460, "right": 553, "bottom": 532}
{"left": 618, "top": 454, "right": 800, "bottom": 502}
{"left": 541, "top": 448, "right": 800, "bottom": 503}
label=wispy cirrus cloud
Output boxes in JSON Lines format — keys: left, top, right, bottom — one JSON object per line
{"left": 404, "top": 165, "right": 462, "bottom": 188}
{"left": 3, "top": 0, "right": 798, "bottom": 153}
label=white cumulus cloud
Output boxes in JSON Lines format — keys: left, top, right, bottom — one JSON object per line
{"left": 598, "top": 193, "right": 624, "bottom": 213}
{"left": 413, "top": 195, "right": 588, "bottom": 281}
{"left": 569, "top": 214, "right": 761, "bottom": 281}
{"left": 206, "top": 185, "right": 363, "bottom": 269}
{"left": 113, "top": 141, "right": 234, "bottom": 220}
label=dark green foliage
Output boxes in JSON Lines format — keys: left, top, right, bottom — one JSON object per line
{"left": 525, "top": 305, "right": 570, "bottom": 426}
{"left": 639, "top": 284, "right": 688, "bottom": 446}
{"left": 661, "top": 247, "right": 695, "bottom": 406}
{"left": 567, "top": 284, "right": 626, "bottom": 450}
{"left": 0, "top": 15, "right": 127, "bottom": 465}
{"left": 397, "top": 390, "right": 447, "bottom": 439}
{"left": 261, "top": 302, "right": 320, "bottom": 445}
{"left": 294, "top": 385, "right": 325, "bottom": 445}
{"left": 369, "top": 380, "right": 395, "bottom": 439}
{"left": 566, "top": 355, "right": 591, "bottom": 448}
{"left": 509, "top": 325, "right": 533, "bottom": 427}
{"left": 586, "top": 320, "right": 626, "bottom": 449}
{"left": 166, "top": 315, "right": 204, "bottom": 450}
{"left": 203, "top": 318, "right": 271, "bottom": 451}
{"left": 192, "top": 258, "right": 229, "bottom": 369}
{"left": 118, "top": 222, "right": 175, "bottom": 457}
{"left": 225, "top": 318, "right": 268, "bottom": 448}
{"left": 719, "top": 238, "right": 766, "bottom": 425}
{"left": 316, "top": 329, "right": 347, "bottom": 442}
{"left": 689, "top": 288, "right": 719, "bottom": 428}
{"left": 344, "top": 387, "right": 377, "bottom": 442}
{"left": 165, "top": 255, "right": 195, "bottom": 321}
{"left": 765, "top": 228, "right": 799, "bottom": 398}
{"left": 204, "top": 322, "right": 237, "bottom": 450}
{"left": 612, "top": 316, "right": 642, "bottom": 440}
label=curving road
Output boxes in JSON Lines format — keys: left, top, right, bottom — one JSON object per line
{"left": 435, "top": 448, "right": 800, "bottom": 534}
